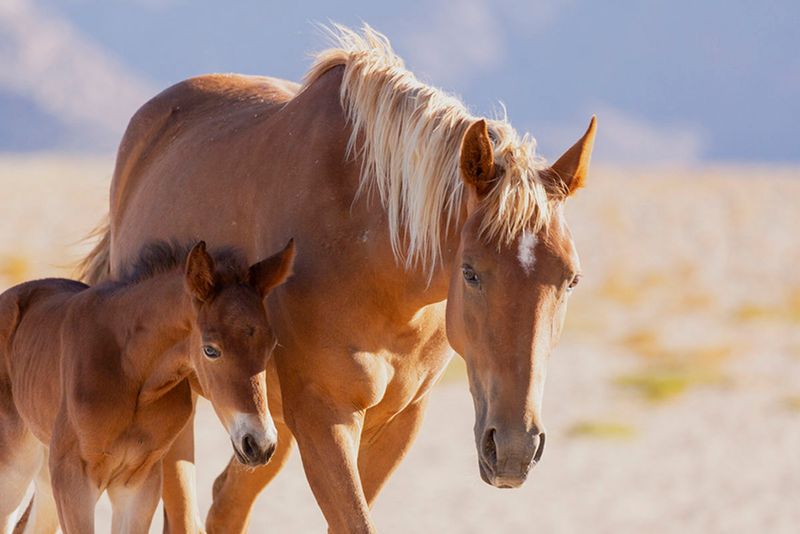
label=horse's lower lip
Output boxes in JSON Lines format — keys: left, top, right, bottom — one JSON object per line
{"left": 478, "top": 455, "right": 536, "bottom": 488}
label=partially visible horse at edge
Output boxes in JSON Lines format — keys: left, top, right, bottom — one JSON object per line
{"left": 0, "top": 240, "right": 294, "bottom": 533}
{"left": 78, "top": 25, "right": 596, "bottom": 533}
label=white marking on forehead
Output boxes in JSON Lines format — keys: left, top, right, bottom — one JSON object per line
{"left": 517, "top": 231, "right": 538, "bottom": 274}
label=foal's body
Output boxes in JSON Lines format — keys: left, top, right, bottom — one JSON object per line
{"left": 0, "top": 275, "right": 192, "bottom": 533}
{"left": 0, "top": 242, "right": 293, "bottom": 533}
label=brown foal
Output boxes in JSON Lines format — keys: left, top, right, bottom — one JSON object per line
{"left": 0, "top": 240, "right": 294, "bottom": 533}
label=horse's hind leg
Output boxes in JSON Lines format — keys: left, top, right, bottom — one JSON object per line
{"left": 19, "top": 454, "right": 59, "bottom": 534}
{"left": 0, "top": 427, "right": 42, "bottom": 534}
{"left": 109, "top": 461, "right": 163, "bottom": 534}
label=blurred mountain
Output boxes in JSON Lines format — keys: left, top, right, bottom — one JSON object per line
{"left": 0, "top": 0, "right": 154, "bottom": 152}
{"left": 1, "top": 0, "right": 798, "bottom": 162}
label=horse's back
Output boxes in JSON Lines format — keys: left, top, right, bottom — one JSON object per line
{"left": 108, "top": 67, "right": 356, "bottom": 274}
{"left": 110, "top": 73, "right": 300, "bottom": 220}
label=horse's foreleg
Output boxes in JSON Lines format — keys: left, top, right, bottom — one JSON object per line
{"left": 108, "top": 461, "right": 163, "bottom": 534}
{"left": 161, "top": 397, "right": 203, "bottom": 534}
{"left": 205, "top": 420, "right": 294, "bottom": 534}
{"left": 357, "top": 396, "right": 430, "bottom": 506}
{"left": 283, "top": 386, "right": 375, "bottom": 534}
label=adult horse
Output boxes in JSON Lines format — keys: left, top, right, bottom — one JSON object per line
{"left": 80, "top": 25, "right": 596, "bottom": 533}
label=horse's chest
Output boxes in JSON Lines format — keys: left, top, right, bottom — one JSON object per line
{"left": 373, "top": 320, "right": 454, "bottom": 414}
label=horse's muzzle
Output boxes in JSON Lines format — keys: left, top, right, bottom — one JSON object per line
{"left": 478, "top": 427, "right": 545, "bottom": 488}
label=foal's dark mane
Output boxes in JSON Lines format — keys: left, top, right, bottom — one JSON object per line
{"left": 116, "top": 240, "right": 250, "bottom": 286}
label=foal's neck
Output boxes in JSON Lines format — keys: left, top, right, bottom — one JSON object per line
{"left": 106, "top": 271, "right": 194, "bottom": 393}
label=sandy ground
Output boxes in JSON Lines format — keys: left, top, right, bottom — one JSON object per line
{"left": 2, "top": 156, "right": 799, "bottom": 532}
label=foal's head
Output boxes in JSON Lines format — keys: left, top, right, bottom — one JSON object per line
{"left": 446, "top": 117, "right": 595, "bottom": 488}
{"left": 183, "top": 240, "right": 295, "bottom": 466}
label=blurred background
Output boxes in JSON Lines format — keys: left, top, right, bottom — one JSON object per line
{"left": 1, "top": 0, "right": 798, "bottom": 532}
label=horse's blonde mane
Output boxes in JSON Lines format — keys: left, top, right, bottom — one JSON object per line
{"left": 302, "top": 24, "right": 551, "bottom": 274}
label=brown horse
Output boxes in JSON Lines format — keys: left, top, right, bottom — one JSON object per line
{"left": 79, "top": 25, "right": 596, "bottom": 533}
{"left": 0, "top": 240, "right": 294, "bottom": 533}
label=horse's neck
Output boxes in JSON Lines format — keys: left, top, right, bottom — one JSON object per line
{"left": 105, "top": 272, "right": 193, "bottom": 393}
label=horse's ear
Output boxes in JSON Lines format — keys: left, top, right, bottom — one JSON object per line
{"left": 460, "top": 119, "right": 496, "bottom": 197}
{"left": 185, "top": 241, "right": 216, "bottom": 302}
{"left": 546, "top": 116, "right": 597, "bottom": 198}
{"left": 249, "top": 239, "right": 296, "bottom": 297}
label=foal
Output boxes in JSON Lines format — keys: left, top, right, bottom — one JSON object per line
{"left": 0, "top": 239, "right": 294, "bottom": 534}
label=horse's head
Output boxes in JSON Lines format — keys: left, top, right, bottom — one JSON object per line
{"left": 184, "top": 239, "right": 295, "bottom": 466}
{"left": 446, "top": 117, "right": 595, "bottom": 488}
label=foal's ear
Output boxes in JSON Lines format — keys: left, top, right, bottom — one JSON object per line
{"left": 185, "top": 241, "right": 216, "bottom": 302}
{"left": 545, "top": 116, "right": 597, "bottom": 199}
{"left": 249, "top": 239, "right": 296, "bottom": 297}
{"left": 460, "top": 119, "right": 496, "bottom": 197}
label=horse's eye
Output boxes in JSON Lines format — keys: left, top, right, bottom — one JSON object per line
{"left": 567, "top": 274, "right": 581, "bottom": 291}
{"left": 202, "top": 345, "right": 221, "bottom": 359}
{"left": 462, "top": 265, "right": 480, "bottom": 286}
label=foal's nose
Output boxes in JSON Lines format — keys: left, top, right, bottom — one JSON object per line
{"left": 239, "top": 433, "right": 277, "bottom": 466}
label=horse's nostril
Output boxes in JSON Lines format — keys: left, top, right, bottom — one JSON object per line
{"left": 264, "top": 441, "right": 277, "bottom": 462}
{"left": 242, "top": 434, "right": 257, "bottom": 460}
{"left": 533, "top": 431, "right": 546, "bottom": 462}
{"left": 483, "top": 428, "right": 497, "bottom": 466}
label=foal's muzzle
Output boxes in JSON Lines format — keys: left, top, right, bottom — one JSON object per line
{"left": 478, "top": 427, "right": 546, "bottom": 489}
{"left": 229, "top": 412, "right": 278, "bottom": 466}
{"left": 233, "top": 433, "right": 277, "bottom": 466}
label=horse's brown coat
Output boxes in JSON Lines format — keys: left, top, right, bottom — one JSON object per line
{"left": 80, "top": 28, "right": 596, "bottom": 534}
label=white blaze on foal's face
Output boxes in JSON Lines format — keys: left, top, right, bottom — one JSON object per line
{"left": 517, "top": 230, "right": 538, "bottom": 274}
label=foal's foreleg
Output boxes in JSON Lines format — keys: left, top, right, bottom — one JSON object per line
{"left": 0, "top": 419, "right": 41, "bottom": 534}
{"left": 108, "top": 461, "right": 163, "bottom": 534}
{"left": 19, "top": 456, "right": 59, "bottom": 534}
{"left": 49, "top": 442, "right": 99, "bottom": 534}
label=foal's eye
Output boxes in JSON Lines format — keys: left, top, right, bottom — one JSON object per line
{"left": 202, "top": 345, "right": 221, "bottom": 359}
{"left": 462, "top": 265, "right": 480, "bottom": 286}
{"left": 567, "top": 274, "right": 581, "bottom": 291}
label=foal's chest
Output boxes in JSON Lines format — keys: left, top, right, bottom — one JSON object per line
{"left": 84, "top": 380, "right": 193, "bottom": 488}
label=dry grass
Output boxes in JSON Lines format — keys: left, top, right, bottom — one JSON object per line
{"left": 733, "top": 290, "right": 800, "bottom": 324}
{"left": 615, "top": 327, "right": 733, "bottom": 402}
{"left": 614, "top": 367, "right": 728, "bottom": 402}
{"left": 597, "top": 270, "right": 645, "bottom": 306}
{"left": 783, "top": 396, "right": 800, "bottom": 412}
{"left": 567, "top": 420, "right": 637, "bottom": 439}
{"left": 0, "top": 254, "right": 30, "bottom": 285}
{"left": 619, "top": 328, "right": 664, "bottom": 359}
